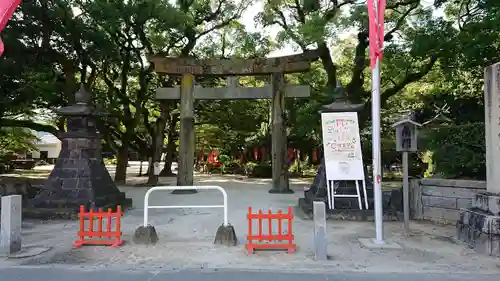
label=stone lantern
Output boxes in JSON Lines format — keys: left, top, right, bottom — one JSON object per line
{"left": 28, "top": 85, "right": 132, "bottom": 218}
{"left": 320, "top": 82, "right": 365, "bottom": 113}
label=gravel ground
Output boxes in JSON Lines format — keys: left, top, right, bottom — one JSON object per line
{"left": 1, "top": 267, "right": 500, "bottom": 281}
{"left": 0, "top": 167, "right": 499, "bottom": 274}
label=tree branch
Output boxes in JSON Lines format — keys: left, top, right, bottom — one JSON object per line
{"left": 324, "top": 0, "right": 355, "bottom": 22}
{"left": 346, "top": 31, "right": 369, "bottom": 102}
{"left": 380, "top": 54, "right": 439, "bottom": 107}
{"left": 292, "top": 0, "right": 306, "bottom": 23}
{"left": 0, "top": 119, "right": 60, "bottom": 139}
{"left": 384, "top": 3, "right": 419, "bottom": 41}
{"left": 317, "top": 42, "right": 337, "bottom": 87}
{"left": 386, "top": 0, "right": 419, "bottom": 10}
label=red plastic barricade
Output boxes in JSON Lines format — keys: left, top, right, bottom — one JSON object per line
{"left": 245, "top": 206, "right": 296, "bottom": 254}
{"left": 73, "top": 205, "right": 124, "bottom": 248}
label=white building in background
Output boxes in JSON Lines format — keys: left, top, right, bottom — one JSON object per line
{"left": 31, "top": 131, "right": 61, "bottom": 162}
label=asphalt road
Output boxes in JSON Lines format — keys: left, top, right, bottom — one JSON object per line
{"left": 0, "top": 267, "right": 498, "bottom": 281}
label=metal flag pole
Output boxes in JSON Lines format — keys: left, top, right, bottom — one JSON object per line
{"left": 372, "top": 56, "right": 384, "bottom": 244}
{"left": 371, "top": 0, "right": 384, "bottom": 244}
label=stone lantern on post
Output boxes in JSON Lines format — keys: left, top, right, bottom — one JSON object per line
{"left": 27, "top": 85, "right": 132, "bottom": 219}
{"left": 391, "top": 116, "right": 421, "bottom": 233}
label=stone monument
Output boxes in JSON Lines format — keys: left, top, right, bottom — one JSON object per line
{"left": 26, "top": 85, "right": 132, "bottom": 219}
{"left": 457, "top": 62, "right": 500, "bottom": 255}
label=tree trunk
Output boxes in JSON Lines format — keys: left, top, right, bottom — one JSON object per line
{"left": 317, "top": 42, "right": 337, "bottom": 88}
{"left": 160, "top": 113, "right": 179, "bottom": 177}
{"left": 147, "top": 115, "right": 167, "bottom": 185}
{"left": 161, "top": 139, "right": 176, "bottom": 176}
{"left": 145, "top": 157, "right": 151, "bottom": 176}
{"left": 114, "top": 144, "right": 128, "bottom": 184}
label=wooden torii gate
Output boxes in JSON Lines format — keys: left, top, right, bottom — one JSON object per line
{"left": 149, "top": 51, "right": 319, "bottom": 193}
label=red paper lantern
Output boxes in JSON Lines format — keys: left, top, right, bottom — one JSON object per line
{"left": 312, "top": 149, "right": 318, "bottom": 163}
{"left": 287, "top": 148, "right": 294, "bottom": 161}
{"left": 208, "top": 151, "right": 217, "bottom": 164}
{"left": 253, "top": 148, "right": 259, "bottom": 161}
{"left": 199, "top": 149, "right": 204, "bottom": 162}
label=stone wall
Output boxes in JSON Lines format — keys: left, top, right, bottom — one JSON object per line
{"left": 0, "top": 177, "right": 41, "bottom": 207}
{"left": 411, "top": 178, "right": 486, "bottom": 224}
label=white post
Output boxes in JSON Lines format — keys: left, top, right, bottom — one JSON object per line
{"left": 0, "top": 195, "right": 22, "bottom": 255}
{"left": 402, "top": 151, "right": 410, "bottom": 233}
{"left": 372, "top": 57, "right": 384, "bottom": 243}
{"left": 313, "top": 201, "right": 328, "bottom": 261}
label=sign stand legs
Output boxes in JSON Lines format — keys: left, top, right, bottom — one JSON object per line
{"left": 327, "top": 180, "right": 368, "bottom": 210}
{"left": 362, "top": 180, "right": 369, "bottom": 209}
{"left": 326, "top": 180, "right": 333, "bottom": 209}
{"left": 354, "top": 181, "right": 362, "bottom": 210}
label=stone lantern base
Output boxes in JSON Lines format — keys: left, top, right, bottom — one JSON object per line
{"left": 457, "top": 192, "right": 500, "bottom": 256}
{"left": 25, "top": 136, "right": 132, "bottom": 219}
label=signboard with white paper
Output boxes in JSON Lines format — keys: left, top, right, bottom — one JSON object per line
{"left": 153, "top": 162, "right": 161, "bottom": 176}
{"left": 321, "top": 112, "right": 365, "bottom": 181}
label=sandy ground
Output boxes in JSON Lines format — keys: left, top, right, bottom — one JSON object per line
{"left": 0, "top": 165, "right": 499, "bottom": 273}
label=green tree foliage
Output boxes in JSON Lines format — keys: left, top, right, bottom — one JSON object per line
{"left": 0, "top": 128, "right": 38, "bottom": 160}
{"left": 0, "top": 0, "right": 498, "bottom": 181}
{"left": 421, "top": 123, "right": 486, "bottom": 179}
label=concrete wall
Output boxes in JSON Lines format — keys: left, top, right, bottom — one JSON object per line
{"left": 411, "top": 178, "right": 486, "bottom": 224}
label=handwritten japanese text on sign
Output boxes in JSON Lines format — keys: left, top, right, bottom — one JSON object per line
{"left": 321, "top": 112, "right": 365, "bottom": 181}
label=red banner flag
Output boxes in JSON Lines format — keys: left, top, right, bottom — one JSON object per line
{"left": 367, "top": 0, "right": 386, "bottom": 69}
{"left": 0, "top": 0, "right": 21, "bottom": 56}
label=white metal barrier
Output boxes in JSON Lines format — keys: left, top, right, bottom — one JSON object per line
{"left": 143, "top": 185, "right": 228, "bottom": 227}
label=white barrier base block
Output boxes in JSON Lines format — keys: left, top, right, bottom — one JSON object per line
{"left": 358, "top": 238, "right": 401, "bottom": 249}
